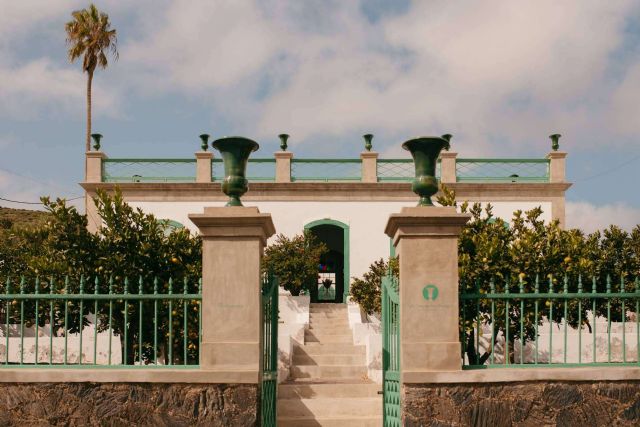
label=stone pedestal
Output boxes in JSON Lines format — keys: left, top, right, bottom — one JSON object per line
{"left": 274, "top": 151, "right": 293, "bottom": 182}
{"left": 189, "top": 207, "right": 275, "bottom": 378}
{"left": 360, "top": 151, "right": 379, "bottom": 183}
{"left": 547, "top": 151, "right": 567, "bottom": 183}
{"left": 85, "top": 151, "right": 106, "bottom": 233}
{"left": 439, "top": 152, "right": 457, "bottom": 184}
{"left": 385, "top": 207, "right": 469, "bottom": 376}
{"left": 195, "top": 151, "right": 213, "bottom": 183}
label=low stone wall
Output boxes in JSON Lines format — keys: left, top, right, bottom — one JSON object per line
{"left": 0, "top": 383, "right": 259, "bottom": 426}
{"left": 404, "top": 381, "right": 640, "bottom": 426}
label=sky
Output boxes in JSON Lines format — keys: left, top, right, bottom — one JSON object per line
{"left": 0, "top": 0, "right": 639, "bottom": 232}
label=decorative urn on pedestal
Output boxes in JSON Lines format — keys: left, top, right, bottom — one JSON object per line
{"left": 90, "top": 133, "right": 103, "bottom": 151}
{"left": 402, "top": 135, "right": 451, "bottom": 206}
{"left": 211, "top": 136, "right": 259, "bottom": 207}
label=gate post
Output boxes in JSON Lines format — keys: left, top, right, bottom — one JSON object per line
{"left": 384, "top": 207, "right": 469, "bottom": 374}
{"left": 189, "top": 206, "right": 275, "bottom": 377}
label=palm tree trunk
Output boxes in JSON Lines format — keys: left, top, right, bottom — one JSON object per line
{"left": 86, "top": 71, "right": 93, "bottom": 153}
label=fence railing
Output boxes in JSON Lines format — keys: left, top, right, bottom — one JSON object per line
{"left": 102, "top": 159, "right": 197, "bottom": 183}
{"left": 460, "top": 274, "right": 640, "bottom": 369}
{"left": 0, "top": 276, "right": 201, "bottom": 368}
{"left": 377, "top": 159, "right": 442, "bottom": 182}
{"left": 291, "top": 159, "right": 362, "bottom": 182}
{"left": 212, "top": 158, "right": 276, "bottom": 182}
{"left": 456, "top": 159, "right": 550, "bottom": 183}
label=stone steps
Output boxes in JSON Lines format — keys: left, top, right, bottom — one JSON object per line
{"left": 278, "top": 303, "right": 380, "bottom": 425}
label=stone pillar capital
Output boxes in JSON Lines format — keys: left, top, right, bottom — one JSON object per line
{"left": 360, "top": 151, "right": 378, "bottom": 182}
{"left": 189, "top": 207, "right": 275, "bottom": 244}
{"left": 274, "top": 151, "right": 293, "bottom": 182}
{"left": 385, "top": 206, "right": 470, "bottom": 245}
{"left": 439, "top": 152, "right": 457, "bottom": 184}
{"left": 195, "top": 151, "right": 213, "bottom": 183}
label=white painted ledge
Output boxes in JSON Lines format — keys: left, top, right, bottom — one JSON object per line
{"left": 402, "top": 366, "right": 640, "bottom": 384}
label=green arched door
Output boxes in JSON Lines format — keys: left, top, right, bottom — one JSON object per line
{"left": 304, "top": 219, "right": 350, "bottom": 303}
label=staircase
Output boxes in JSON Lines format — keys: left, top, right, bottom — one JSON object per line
{"left": 278, "top": 303, "right": 382, "bottom": 426}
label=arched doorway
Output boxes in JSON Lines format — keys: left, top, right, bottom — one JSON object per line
{"left": 304, "top": 219, "right": 350, "bottom": 304}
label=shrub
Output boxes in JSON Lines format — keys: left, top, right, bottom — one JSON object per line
{"left": 262, "top": 230, "right": 327, "bottom": 296}
{"left": 350, "top": 257, "right": 398, "bottom": 315}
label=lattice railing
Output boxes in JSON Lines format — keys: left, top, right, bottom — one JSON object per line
{"left": 212, "top": 159, "right": 275, "bottom": 182}
{"left": 102, "top": 159, "right": 196, "bottom": 183}
{"left": 291, "top": 159, "right": 361, "bottom": 182}
{"left": 456, "top": 159, "right": 549, "bottom": 183}
{"left": 377, "top": 159, "right": 441, "bottom": 182}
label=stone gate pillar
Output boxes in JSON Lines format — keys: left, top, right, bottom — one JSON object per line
{"left": 189, "top": 207, "right": 275, "bottom": 377}
{"left": 385, "top": 207, "right": 470, "bottom": 375}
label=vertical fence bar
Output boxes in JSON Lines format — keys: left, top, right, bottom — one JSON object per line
{"left": 636, "top": 278, "right": 639, "bottom": 364}
{"left": 548, "top": 275, "right": 553, "bottom": 364}
{"left": 534, "top": 275, "right": 539, "bottom": 365}
{"left": 49, "top": 277, "right": 54, "bottom": 365}
{"left": 578, "top": 275, "right": 583, "bottom": 364}
{"left": 622, "top": 276, "right": 627, "bottom": 363}
{"left": 168, "top": 278, "right": 173, "bottom": 366}
{"left": 108, "top": 276, "right": 113, "bottom": 366}
{"left": 5, "top": 278, "right": 9, "bottom": 365}
{"left": 607, "top": 275, "right": 612, "bottom": 363}
{"left": 490, "top": 279, "right": 495, "bottom": 365}
{"left": 138, "top": 276, "right": 143, "bottom": 365}
{"left": 153, "top": 278, "right": 158, "bottom": 365}
{"left": 94, "top": 277, "right": 99, "bottom": 365}
{"left": 124, "top": 277, "right": 129, "bottom": 365}
{"left": 64, "top": 276, "right": 69, "bottom": 365}
{"left": 563, "top": 275, "right": 568, "bottom": 364}
{"left": 19, "top": 276, "right": 24, "bottom": 365}
{"left": 79, "top": 276, "right": 84, "bottom": 364}
{"left": 505, "top": 280, "right": 510, "bottom": 365}
{"left": 34, "top": 277, "right": 39, "bottom": 364}
{"left": 592, "top": 277, "right": 597, "bottom": 363}
{"left": 475, "top": 280, "right": 480, "bottom": 363}
{"left": 198, "top": 279, "right": 202, "bottom": 356}
{"left": 519, "top": 277, "right": 524, "bottom": 365}
{"left": 183, "top": 278, "right": 188, "bottom": 365}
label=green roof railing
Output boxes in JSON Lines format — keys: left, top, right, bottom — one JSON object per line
{"left": 291, "top": 158, "right": 361, "bottom": 182}
{"left": 456, "top": 158, "right": 550, "bottom": 183}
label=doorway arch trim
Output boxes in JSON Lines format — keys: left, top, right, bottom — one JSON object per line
{"left": 304, "top": 219, "right": 350, "bottom": 303}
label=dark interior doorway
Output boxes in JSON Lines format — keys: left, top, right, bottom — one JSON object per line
{"left": 306, "top": 221, "right": 348, "bottom": 303}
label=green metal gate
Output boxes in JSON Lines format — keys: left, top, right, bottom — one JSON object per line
{"left": 382, "top": 273, "right": 401, "bottom": 426}
{"left": 260, "top": 273, "right": 278, "bottom": 427}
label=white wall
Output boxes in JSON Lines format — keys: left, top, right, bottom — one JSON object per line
{"left": 130, "top": 200, "right": 551, "bottom": 279}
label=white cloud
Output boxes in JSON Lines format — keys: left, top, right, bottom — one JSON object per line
{"left": 566, "top": 201, "right": 640, "bottom": 233}
{"left": 116, "top": 0, "right": 640, "bottom": 156}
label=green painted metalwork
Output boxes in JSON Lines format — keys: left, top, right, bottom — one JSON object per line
{"left": 456, "top": 158, "right": 550, "bottom": 182}
{"left": 199, "top": 134, "right": 210, "bottom": 151}
{"left": 304, "top": 219, "right": 350, "bottom": 303}
{"left": 291, "top": 159, "right": 361, "bottom": 182}
{"left": 211, "top": 136, "right": 260, "bottom": 206}
{"left": 460, "top": 274, "right": 640, "bottom": 368}
{"left": 279, "top": 134, "right": 289, "bottom": 151}
{"left": 377, "top": 159, "right": 441, "bottom": 182}
{"left": 260, "top": 273, "right": 278, "bottom": 427}
{"left": 382, "top": 273, "right": 401, "bottom": 426}
{"left": 212, "top": 158, "right": 276, "bottom": 182}
{"left": 102, "top": 158, "right": 197, "bottom": 183}
{"left": 0, "top": 275, "right": 201, "bottom": 368}
{"left": 401, "top": 136, "right": 450, "bottom": 206}
{"left": 91, "top": 133, "right": 102, "bottom": 151}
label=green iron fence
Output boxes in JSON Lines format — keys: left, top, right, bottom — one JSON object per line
{"left": 260, "top": 273, "right": 278, "bottom": 427}
{"left": 382, "top": 273, "right": 401, "bottom": 426}
{"left": 291, "top": 159, "right": 361, "bottom": 182}
{"left": 460, "top": 274, "right": 640, "bottom": 368}
{"left": 212, "top": 158, "right": 276, "bottom": 182}
{"left": 0, "top": 276, "right": 201, "bottom": 368}
{"left": 456, "top": 158, "right": 550, "bottom": 183}
{"left": 377, "top": 159, "right": 441, "bottom": 182}
{"left": 102, "top": 159, "right": 197, "bottom": 183}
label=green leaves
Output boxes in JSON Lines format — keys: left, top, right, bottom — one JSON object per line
{"left": 262, "top": 231, "right": 327, "bottom": 296}
{"left": 350, "top": 257, "right": 398, "bottom": 315}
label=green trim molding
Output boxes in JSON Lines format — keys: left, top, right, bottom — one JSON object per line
{"left": 304, "top": 219, "right": 350, "bottom": 303}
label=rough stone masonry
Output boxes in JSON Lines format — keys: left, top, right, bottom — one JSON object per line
{"left": 403, "top": 381, "right": 640, "bottom": 426}
{"left": 0, "top": 383, "right": 258, "bottom": 426}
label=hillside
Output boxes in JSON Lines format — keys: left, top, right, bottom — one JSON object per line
{"left": 0, "top": 206, "right": 51, "bottom": 231}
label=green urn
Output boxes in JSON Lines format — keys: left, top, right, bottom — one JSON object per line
{"left": 402, "top": 136, "right": 451, "bottom": 206}
{"left": 90, "top": 133, "right": 103, "bottom": 151}
{"left": 211, "top": 136, "right": 259, "bottom": 207}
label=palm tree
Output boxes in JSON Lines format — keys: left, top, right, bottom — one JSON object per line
{"left": 65, "top": 4, "right": 118, "bottom": 154}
